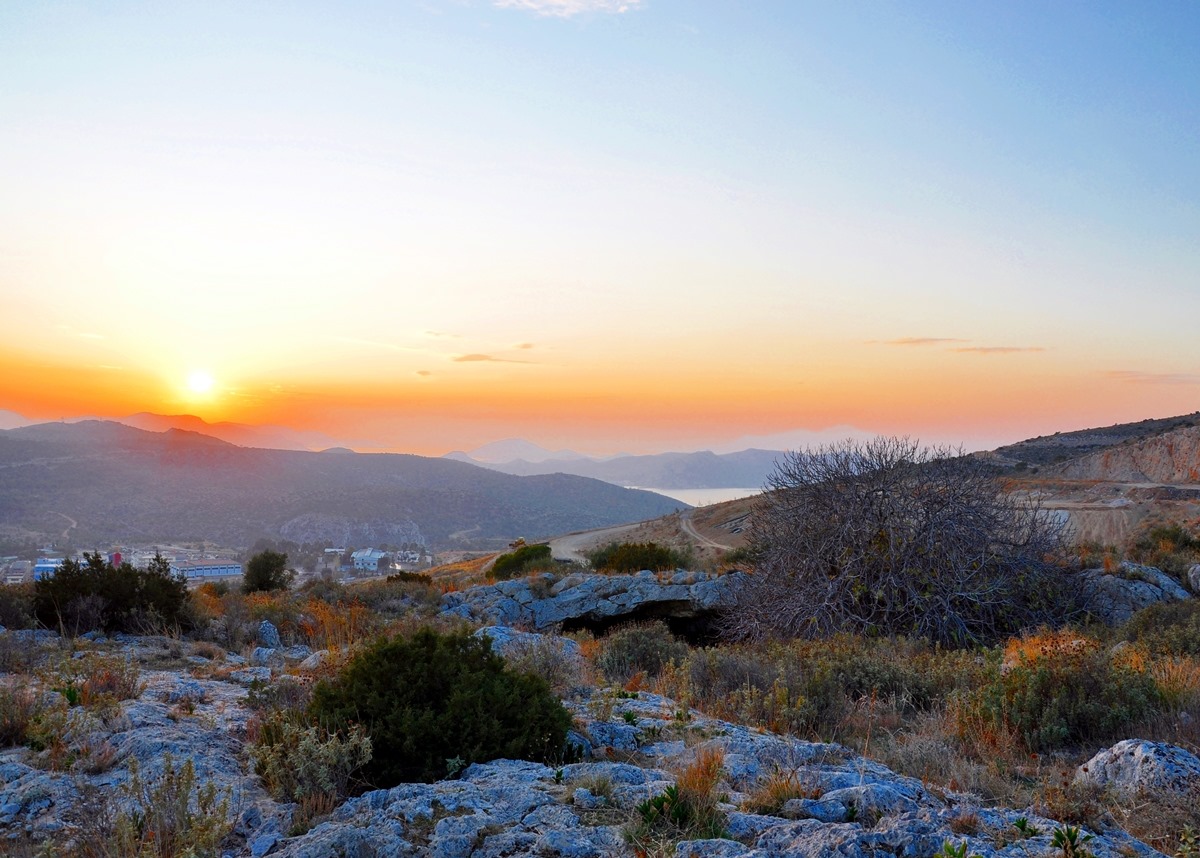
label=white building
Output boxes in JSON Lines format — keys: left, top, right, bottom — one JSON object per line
{"left": 350, "top": 548, "right": 388, "bottom": 571}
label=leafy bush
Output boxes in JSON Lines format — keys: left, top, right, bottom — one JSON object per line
{"left": 0, "top": 583, "right": 36, "bottom": 629}
{"left": 981, "top": 632, "right": 1161, "bottom": 750}
{"left": 250, "top": 709, "right": 371, "bottom": 824}
{"left": 587, "top": 541, "right": 691, "bottom": 573}
{"left": 492, "top": 543, "right": 553, "bottom": 580}
{"left": 309, "top": 628, "right": 572, "bottom": 786}
{"left": 34, "top": 553, "right": 190, "bottom": 635}
{"left": 595, "top": 622, "right": 689, "bottom": 685}
{"left": 1127, "top": 520, "right": 1200, "bottom": 580}
{"left": 1118, "top": 600, "right": 1200, "bottom": 655}
{"left": 243, "top": 550, "right": 294, "bottom": 594}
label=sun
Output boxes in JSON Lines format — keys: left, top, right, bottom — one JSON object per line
{"left": 186, "top": 370, "right": 215, "bottom": 396}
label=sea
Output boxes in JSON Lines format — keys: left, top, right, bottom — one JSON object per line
{"left": 629, "top": 487, "right": 761, "bottom": 507}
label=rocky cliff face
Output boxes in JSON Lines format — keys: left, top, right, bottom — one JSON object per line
{"left": 1049, "top": 426, "right": 1200, "bottom": 483}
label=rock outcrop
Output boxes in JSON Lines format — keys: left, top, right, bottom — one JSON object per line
{"left": 0, "top": 628, "right": 1173, "bottom": 858}
{"left": 1075, "top": 739, "right": 1200, "bottom": 800}
{"left": 441, "top": 570, "right": 744, "bottom": 631}
{"left": 1075, "top": 562, "right": 1191, "bottom": 625}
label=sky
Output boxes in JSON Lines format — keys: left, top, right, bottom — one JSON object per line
{"left": 2, "top": 0, "right": 1199, "bottom": 456}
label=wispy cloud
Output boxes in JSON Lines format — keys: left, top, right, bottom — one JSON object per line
{"left": 493, "top": 0, "right": 643, "bottom": 18}
{"left": 1105, "top": 370, "right": 1200, "bottom": 385}
{"left": 874, "top": 337, "right": 967, "bottom": 346}
{"left": 952, "top": 346, "right": 1045, "bottom": 354}
{"left": 424, "top": 330, "right": 460, "bottom": 339}
{"left": 453, "top": 353, "right": 532, "bottom": 364}
{"left": 416, "top": 370, "right": 433, "bottom": 377}
{"left": 515, "top": 342, "right": 535, "bottom": 350}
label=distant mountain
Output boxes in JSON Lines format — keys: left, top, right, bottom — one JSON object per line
{"left": 0, "top": 410, "right": 32, "bottom": 431}
{"left": 118, "top": 413, "right": 343, "bottom": 452}
{"left": 457, "top": 448, "right": 784, "bottom": 490}
{"left": 460, "top": 438, "right": 588, "bottom": 464}
{"left": 0, "top": 421, "right": 684, "bottom": 550}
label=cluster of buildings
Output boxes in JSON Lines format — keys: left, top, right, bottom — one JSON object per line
{"left": 1, "top": 547, "right": 243, "bottom": 585}
{"left": 2, "top": 543, "right": 433, "bottom": 587}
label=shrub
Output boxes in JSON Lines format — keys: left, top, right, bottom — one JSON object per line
{"left": 628, "top": 747, "right": 727, "bottom": 849}
{"left": 1127, "top": 520, "right": 1200, "bottom": 580}
{"left": 309, "top": 627, "right": 572, "bottom": 786}
{"left": 250, "top": 709, "right": 371, "bottom": 823}
{"left": 595, "top": 622, "right": 689, "bottom": 685}
{"left": 492, "top": 543, "right": 553, "bottom": 580}
{"left": 114, "top": 755, "right": 231, "bottom": 858}
{"left": 0, "top": 583, "right": 36, "bottom": 629}
{"left": 731, "top": 437, "right": 1070, "bottom": 645}
{"left": 981, "top": 632, "right": 1161, "bottom": 750}
{"left": 46, "top": 652, "right": 143, "bottom": 708}
{"left": 34, "top": 553, "right": 190, "bottom": 635}
{"left": 243, "top": 550, "right": 294, "bottom": 594}
{"left": 587, "top": 541, "right": 691, "bottom": 574}
{"left": 1118, "top": 600, "right": 1200, "bottom": 655}
{"left": 0, "top": 683, "right": 41, "bottom": 747}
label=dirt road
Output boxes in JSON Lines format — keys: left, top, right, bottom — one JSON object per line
{"left": 549, "top": 522, "right": 641, "bottom": 563}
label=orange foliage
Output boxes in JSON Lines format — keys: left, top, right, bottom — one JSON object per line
{"left": 300, "top": 599, "right": 372, "bottom": 650}
{"left": 1003, "top": 630, "right": 1100, "bottom": 668}
{"left": 676, "top": 746, "right": 725, "bottom": 806}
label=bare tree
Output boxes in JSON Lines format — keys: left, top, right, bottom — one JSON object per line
{"left": 726, "top": 437, "right": 1070, "bottom": 646}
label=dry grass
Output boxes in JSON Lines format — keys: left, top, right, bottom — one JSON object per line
{"left": 741, "top": 767, "right": 819, "bottom": 815}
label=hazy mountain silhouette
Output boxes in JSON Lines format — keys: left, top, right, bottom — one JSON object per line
{"left": 449, "top": 448, "right": 784, "bottom": 489}
{"left": 0, "top": 421, "right": 684, "bottom": 549}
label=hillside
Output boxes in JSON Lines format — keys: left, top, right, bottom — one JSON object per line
{"left": 990, "top": 412, "right": 1200, "bottom": 468}
{"left": 454, "top": 448, "right": 782, "bottom": 489}
{"left": 1044, "top": 424, "right": 1200, "bottom": 483}
{"left": 0, "top": 421, "right": 684, "bottom": 550}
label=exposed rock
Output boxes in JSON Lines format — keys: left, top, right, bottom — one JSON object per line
{"left": 1075, "top": 739, "right": 1200, "bottom": 800}
{"left": 441, "top": 571, "right": 744, "bottom": 631}
{"left": 1189, "top": 563, "right": 1200, "bottom": 595}
{"left": 0, "top": 632, "right": 1175, "bottom": 858}
{"left": 475, "top": 625, "right": 583, "bottom": 661}
{"left": 1075, "top": 562, "right": 1191, "bottom": 625}
{"left": 258, "top": 620, "right": 282, "bottom": 649}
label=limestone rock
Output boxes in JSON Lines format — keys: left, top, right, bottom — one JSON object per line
{"left": 258, "top": 620, "right": 282, "bottom": 649}
{"left": 1075, "top": 562, "right": 1191, "bottom": 625}
{"left": 1075, "top": 739, "right": 1200, "bottom": 799}
{"left": 441, "top": 571, "right": 744, "bottom": 631}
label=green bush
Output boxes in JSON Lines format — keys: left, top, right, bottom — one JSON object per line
{"left": 0, "top": 583, "right": 35, "bottom": 630}
{"left": 243, "top": 550, "right": 294, "bottom": 594}
{"left": 34, "top": 553, "right": 190, "bottom": 635}
{"left": 587, "top": 541, "right": 691, "bottom": 574}
{"left": 251, "top": 710, "right": 372, "bottom": 803}
{"left": 1118, "top": 600, "right": 1200, "bottom": 655}
{"left": 1127, "top": 521, "right": 1200, "bottom": 580}
{"left": 596, "top": 622, "right": 689, "bottom": 684}
{"left": 982, "top": 641, "right": 1160, "bottom": 751}
{"left": 309, "top": 628, "right": 571, "bottom": 786}
{"left": 492, "top": 543, "right": 553, "bottom": 580}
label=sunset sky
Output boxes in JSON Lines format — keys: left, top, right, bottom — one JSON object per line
{"left": 2, "top": 1, "right": 1198, "bottom": 456}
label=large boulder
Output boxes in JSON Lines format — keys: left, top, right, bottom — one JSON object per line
{"left": 1075, "top": 739, "right": 1200, "bottom": 800}
{"left": 441, "top": 570, "right": 744, "bottom": 631}
{"left": 1075, "top": 562, "right": 1191, "bottom": 625}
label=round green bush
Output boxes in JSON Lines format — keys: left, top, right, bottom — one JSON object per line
{"left": 308, "top": 628, "right": 571, "bottom": 786}
{"left": 492, "top": 543, "right": 553, "bottom": 581}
